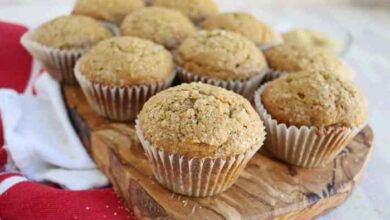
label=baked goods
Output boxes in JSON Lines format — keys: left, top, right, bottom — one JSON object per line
{"left": 120, "top": 7, "right": 197, "bottom": 50}
{"left": 262, "top": 72, "right": 366, "bottom": 127}
{"left": 32, "top": 15, "right": 112, "bottom": 49}
{"left": 264, "top": 43, "right": 351, "bottom": 80}
{"left": 200, "top": 12, "right": 282, "bottom": 48}
{"left": 175, "top": 30, "right": 268, "bottom": 97}
{"left": 21, "top": 15, "right": 112, "bottom": 83}
{"left": 75, "top": 36, "right": 175, "bottom": 121}
{"left": 72, "top": 0, "right": 145, "bottom": 24}
{"left": 151, "top": 0, "right": 218, "bottom": 23}
{"left": 78, "top": 36, "right": 173, "bottom": 85}
{"left": 254, "top": 70, "right": 367, "bottom": 167}
{"left": 283, "top": 29, "right": 343, "bottom": 54}
{"left": 136, "top": 82, "right": 265, "bottom": 196}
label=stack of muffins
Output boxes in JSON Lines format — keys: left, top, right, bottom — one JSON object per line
{"left": 22, "top": 0, "right": 368, "bottom": 197}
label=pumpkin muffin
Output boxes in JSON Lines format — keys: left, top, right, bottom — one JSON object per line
{"left": 120, "top": 7, "right": 197, "bottom": 50}
{"left": 264, "top": 43, "right": 350, "bottom": 80}
{"left": 32, "top": 15, "right": 112, "bottom": 49}
{"left": 254, "top": 70, "right": 367, "bottom": 167}
{"left": 136, "top": 82, "right": 265, "bottom": 196}
{"left": 151, "top": 0, "right": 218, "bottom": 23}
{"left": 21, "top": 15, "right": 112, "bottom": 83}
{"left": 283, "top": 29, "right": 344, "bottom": 54}
{"left": 72, "top": 0, "right": 145, "bottom": 24}
{"left": 200, "top": 12, "right": 282, "bottom": 48}
{"left": 75, "top": 36, "right": 175, "bottom": 121}
{"left": 176, "top": 30, "right": 268, "bottom": 97}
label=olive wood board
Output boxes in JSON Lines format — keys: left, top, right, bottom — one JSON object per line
{"left": 63, "top": 84, "right": 374, "bottom": 220}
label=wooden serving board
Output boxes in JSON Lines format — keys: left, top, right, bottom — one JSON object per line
{"left": 63, "top": 85, "right": 374, "bottom": 220}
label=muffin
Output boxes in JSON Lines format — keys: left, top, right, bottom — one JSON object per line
{"left": 175, "top": 30, "right": 268, "bottom": 97}
{"left": 136, "top": 82, "right": 265, "bottom": 196}
{"left": 21, "top": 15, "right": 112, "bottom": 84}
{"left": 254, "top": 70, "right": 367, "bottom": 167}
{"left": 264, "top": 43, "right": 352, "bottom": 80}
{"left": 283, "top": 29, "right": 344, "bottom": 54}
{"left": 200, "top": 12, "right": 282, "bottom": 49}
{"left": 120, "top": 7, "right": 197, "bottom": 50}
{"left": 75, "top": 36, "right": 175, "bottom": 121}
{"left": 72, "top": 0, "right": 145, "bottom": 25}
{"left": 151, "top": 0, "right": 218, "bottom": 23}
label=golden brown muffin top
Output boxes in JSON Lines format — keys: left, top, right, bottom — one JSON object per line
{"left": 261, "top": 70, "right": 368, "bottom": 128}
{"left": 175, "top": 30, "right": 268, "bottom": 80}
{"left": 283, "top": 29, "right": 343, "bottom": 54}
{"left": 139, "top": 82, "right": 265, "bottom": 158}
{"left": 152, "top": 0, "right": 218, "bottom": 23}
{"left": 265, "top": 43, "right": 347, "bottom": 79}
{"left": 120, "top": 7, "right": 197, "bottom": 50}
{"left": 200, "top": 12, "right": 281, "bottom": 45}
{"left": 32, "top": 15, "right": 112, "bottom": 49}
{"left": 72, "top": 0, "right": 145, "bottom": 24}
{"left": 79, "top": 36, "right": 174, "bottom": 86}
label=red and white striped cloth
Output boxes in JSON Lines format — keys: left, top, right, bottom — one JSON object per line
{"left": 0, "top": 21, "right": 135, "bottom": 220}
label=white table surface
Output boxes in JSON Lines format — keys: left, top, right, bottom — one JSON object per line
{"left": 0, "top": 1, "right": 389, "bottom": 219}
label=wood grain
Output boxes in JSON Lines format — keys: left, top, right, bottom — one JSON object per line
{"left": 63, "top": 85, "right": 374, "bottom": 220}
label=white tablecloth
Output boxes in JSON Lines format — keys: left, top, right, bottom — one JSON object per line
{"left": 0, "top": 1, "right": 389, "bottom": 219}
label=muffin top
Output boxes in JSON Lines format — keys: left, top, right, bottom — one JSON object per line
{"left": 79, "top": 36, "right": 174, "bottom": 86}
{"left": 72, "top": 0, "right": 145, "bottom": 24}
{"left": 152, "top": 0, "right": 218, "bottom": 22}
{"left": 175, "top": 30, "right": 268, "bottom": 80}
{"left": 261, "top": 70, "right": 367, "bottom": 128}
{"left": 283, "top": 29, "right": 343, "bottom": 54}
{"left": 265, "top": 43, "right": 347, "bottom": 79}
{"left": 32, "top": 15, "right": 112, "bottom": 49}
{"left": 200, "top": 12, "right": 281, "bottom": 45}
{"left": 120, "top": 7, "right": 197, "bottom": 50}
{"left": 139, "top": 82, "right": 265, "bottom": 158}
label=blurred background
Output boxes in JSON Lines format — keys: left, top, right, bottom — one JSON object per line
{"left": 0, "top": 0, "right": 389, "bottom": 219}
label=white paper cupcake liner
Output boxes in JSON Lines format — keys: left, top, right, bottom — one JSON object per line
{"left": 254, "top": 83, "right": 365, "bottom": 168}
{"left": 257, "top": 33, "right": 284, "bottom": 52}
{"left": 260, "top": 70, "right": 286, "bottom": 85}
{"left": 100, "top": 21, "right": 120, "bottom": 36}
{"left": 74, "top": 60, "right": 176, "bottom": 121}
{"left": 258, "top": 42, "right": 281, "bottom": 51}
{"left": 177, "top": 67, "right": 268, "bottom": 99}
{"left": 135, "top": 120, "right": 264, "bottom": 197}
{"left": 20, "top": 30, "right": 87, "bottom": 84}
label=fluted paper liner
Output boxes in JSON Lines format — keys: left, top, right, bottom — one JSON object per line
{"left": 257, "top": 42, "right": 282, "bottom": 52}
{"left": 177, "top": 67, "right": 268, "bottom": 98}
{"left": 20, "top": 30, "right": 87, "bottom": 84}
{"left": 75, "top": 60, "right": 176, "bottom": 121}
{"left": 100, "top": 21, "right": 120, "bottom": 36}
{"left": 257, "top": 33, "right": 284, "bottom": 51}
{"left": 254, "top": 83, "right": 365, "bottom": 168}
{"left": 260, "top": 70, "right": 286, "bottom": 85}
{"left": 135, "top": 120, "right": 264, "bottom": 197}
